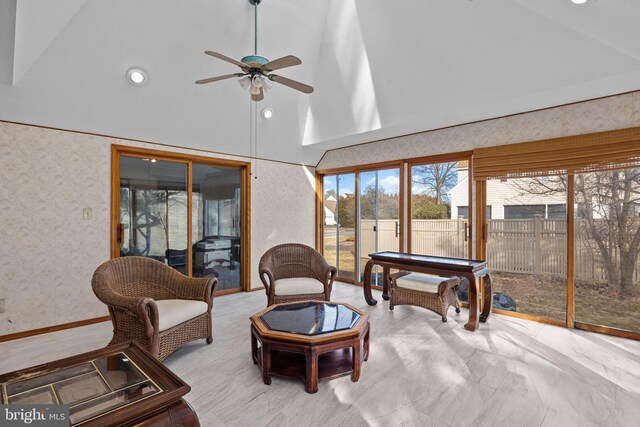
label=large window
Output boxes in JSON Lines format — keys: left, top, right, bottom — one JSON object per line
{"left": 474, "top": 127, "right": 640, "bottom": 338}
{"left": 410, "top": 160, "right": 470, "bottom": 259}
{"left": 504, "top": 204, "right": 545, "bottom": 219}
{"left": 317, "top": 128, "right": 640, "bottom": 340}
{"left": 458, "top": 206, "right": 492, "bottom": 220}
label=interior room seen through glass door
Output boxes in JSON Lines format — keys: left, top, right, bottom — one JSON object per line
{"left": 119, "top": 157, "right": 188, "bottom": 273}
{"left": 192, "top": 164, "right": 242, "bottom": 290}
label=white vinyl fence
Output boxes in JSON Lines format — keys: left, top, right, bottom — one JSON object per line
{"left": 361, "top": 217, "right": 640, "bottom": 284}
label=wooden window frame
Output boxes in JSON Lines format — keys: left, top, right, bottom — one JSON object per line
{"left": 111, "top": 145, "right": 251, "bottom": 296}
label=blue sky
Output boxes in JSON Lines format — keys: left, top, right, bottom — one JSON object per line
{"left": 324, "top": 169, "right": 400, "bottom": 197}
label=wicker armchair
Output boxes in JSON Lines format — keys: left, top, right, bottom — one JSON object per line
{"left": 259, "top": 243, "right": 336, "bottom": 306}
{"left": 388, "top": 271, "right": 461, "bottom": 322}
{"left": 92, "top": 257, "right": 218, "bottom": 360}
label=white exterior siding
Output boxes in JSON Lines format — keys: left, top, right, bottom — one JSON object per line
{"left": 450, "top": 168, "right": 566, "bottom": 219}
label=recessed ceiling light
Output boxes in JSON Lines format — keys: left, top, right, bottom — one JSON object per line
{"left": 126, "top": 68, "right": 147, "bottom": 86}
{"left": 261, "top": 107, "right": 274, "bottom": 119}
{"left": 571, "top": 0, "right": 588, "bottom": 4}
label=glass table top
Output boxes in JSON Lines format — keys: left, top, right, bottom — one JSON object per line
{"left": 2, "top": 352, "right": 162, "bottom": 426}
{"left": 260, "top": 302, "right": 361, "bottom": 335}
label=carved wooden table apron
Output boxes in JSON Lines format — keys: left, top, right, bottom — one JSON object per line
{"left": 362, "top": 251, "right": 492, "bottom": 331}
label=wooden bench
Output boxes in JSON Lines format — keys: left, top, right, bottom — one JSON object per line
{"left": 388, "top": 272, "right": 461, "bottom": 322}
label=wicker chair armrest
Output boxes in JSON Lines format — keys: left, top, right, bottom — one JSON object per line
{"left": 323, "top": 266, "right": 337, "bottom": 296}
{"left": 387, "top": 271, "right": 412, "bottom": 289}
{"left": 311, "top": 254, "right": 334, "bottom": 282}
{"left": 173, "top": 275, "right": 218, "bottom": 305}
{"left": 107, "top": 295, "right": 159, "bottom": 338}
{"left": 437, "top": 276, "right": 461, "bottom": 297}
{"left": 259, "top": 267, "right": 276, "bottom": 299}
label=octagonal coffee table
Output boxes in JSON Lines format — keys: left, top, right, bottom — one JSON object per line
{"left": 250, "top": 300, "right": 370, "bottom": 394}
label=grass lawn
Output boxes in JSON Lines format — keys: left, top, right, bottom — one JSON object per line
{"left": 493, "top": 271, "right": 640, "bottom": 332}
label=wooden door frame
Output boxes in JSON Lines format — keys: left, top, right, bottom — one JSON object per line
{"left": 111, "top": 145, "right": 251, "bottom": 294}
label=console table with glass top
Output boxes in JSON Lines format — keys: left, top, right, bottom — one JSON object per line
{"left": 0, "top": 341, "right": 199, "bottom": 426}
{"left": 362, "top": 251, "right": 492, "bottom": 331}
{"left": 250, "top": 301, "right": 370, "bottom": 394}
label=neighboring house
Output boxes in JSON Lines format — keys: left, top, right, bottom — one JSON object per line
{"left": 324, "top": 195, "right": 337, "bottom": 226}
{"left": 449, "top": 164, "right": 566, "bottom": 219}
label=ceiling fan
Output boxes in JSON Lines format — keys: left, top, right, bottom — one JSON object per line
{"left": 195, "top": 0, "right": 314, "bottom": 102}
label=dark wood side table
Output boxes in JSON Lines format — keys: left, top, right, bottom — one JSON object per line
{"left": 250, "top": 301, "right": 370, "bottom": 394}
{"left": 362, "top": 251, "right": 492, "bottom": 331}
{"left": 0, "top": 341, "right": 199, "bottom": 426}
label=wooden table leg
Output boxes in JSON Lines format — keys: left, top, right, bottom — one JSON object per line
{"left": 464, "top": 274, "right": 479, "bottom": 331}
{"left": 363, "top": 260, "right": 377, "bottom": 305}
{"left": 251, "top": 327, "right": 258, "bottom": 365}
{"left": 382, "top": 266, "right": 391, "bottom": 300}
{"left": 305, "top": 348, "right": 319, "bottom": 393}
{"left": 351, "top": 339, "right": 362, "bottom": 382}
{"left": 363, "top": 325, "right": 370, "bottom": 362}
{"left": 262, "top": 343, "right": 272, "bottom": 385}
{"left": 480, "top": 271, "right": 493, "bottom": 323}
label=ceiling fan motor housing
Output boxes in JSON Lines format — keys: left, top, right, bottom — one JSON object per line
{"left": 241, "top": 55, "right": 269, "bottom": 69}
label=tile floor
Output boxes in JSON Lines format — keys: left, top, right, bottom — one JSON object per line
{"left": 1, "top": 283, "right": 639, "bottom": 427}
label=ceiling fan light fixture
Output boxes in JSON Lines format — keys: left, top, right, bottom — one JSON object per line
{"left": 238, "top": 75, "right": 252, "bottom": 90}
{"left": 252, "top": 75, "right": 264, "bottom": 88}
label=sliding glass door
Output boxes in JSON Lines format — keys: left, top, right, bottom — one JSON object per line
{"left": 485, "top": 176, "right": 568, "bottom": 322}
{"left": 322, "top": 174, "right": 357, "bottom": 280}
{"left": 115, "top": 147, "right": 248, "bottom": 293}
{"left": 358, "top": 169, "right": 400, "bottom": 285}
{"left": 410, "top": 160, "right": 470, "bottom": 258}
{"left": 119, "top": 157, "right": 189, "bottom": 273}
{"left": 192, "top": 164, "right": 242, "bottom": 290}
{"left": 321, "top": 167, "right": 401, "bottom": 286}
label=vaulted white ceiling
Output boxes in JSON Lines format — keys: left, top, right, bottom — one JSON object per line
{"left": 0, "top": 0, "right": 639, "bottom": 165}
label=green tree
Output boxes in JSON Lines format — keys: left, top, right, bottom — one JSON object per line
{"left": 412, "top": 162, "right": 458, "bottom": 204}
{"left": 336, "top": 195, "right": 356, "bottom": 228}
{"left": 411, "top": 194, "right": 449, "bottom": 219}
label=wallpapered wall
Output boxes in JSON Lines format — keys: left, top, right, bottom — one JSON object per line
{"left": 0, "top": 121, "right": 316, "bottom": 335}
{"left": 317, "top": 91, "right": 640, "bottom": 170}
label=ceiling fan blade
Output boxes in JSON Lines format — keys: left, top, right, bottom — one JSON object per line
{"left": 263, "top": 55, "right": 302, "bottom": 72}
{"left": 251, "top": 87, "right": 264, "bottom": 102}
{"left": 204, "top": 51, "right": 247, "bottom": 69}
{"left": 195, "top": 73, "right": 243, "bottom": 84}
{"left": 270, "top": 75, "right": 314, "bottom": 94}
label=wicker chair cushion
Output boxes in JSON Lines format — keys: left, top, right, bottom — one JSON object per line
{"left": 274, "top": 278, "right": 325, "bottom": 296}
{"left": 395, "top": 274, "right": 453, "bottom": 293}
{"left": 156, "top": 299, "right": 209, "bottom": 332}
